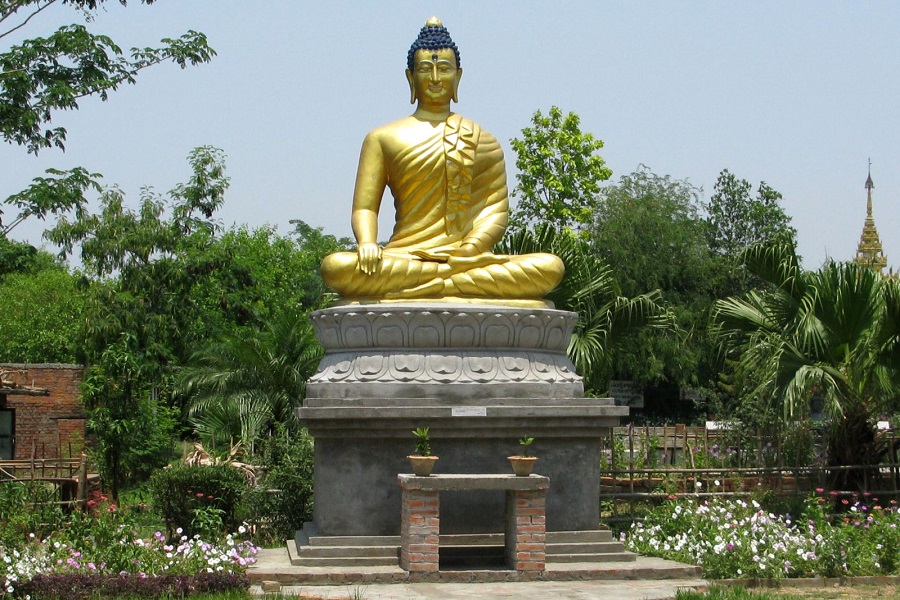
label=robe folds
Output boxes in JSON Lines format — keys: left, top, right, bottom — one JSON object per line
{"left": 320, "top": 113, "right": 563, "bottom": 300}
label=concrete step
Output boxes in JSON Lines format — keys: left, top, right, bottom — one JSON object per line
{"left": 546, "top": 541, "right": 628, "bottom": 554}
{"left": 290, "top": 530, "right": 633, "bottom": 567}
{"left": 307, "top": 535, "right": 400, "bottom": 547}
{"left": 546, "top": 530, "right": 615, "bottom": 543}
{"left": 288, "top": 539, "right": 397, "bottom": 567}
{"left": 549, "top": 551, "right": 638, "bottom": 563}
{"left": 296, "top": 545, "right": 398, "bottom": 558}
{"left": 291, "top": 555, "right": 399, "bottom": 567}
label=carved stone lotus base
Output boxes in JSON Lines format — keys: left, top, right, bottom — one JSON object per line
{"left": 298, "top": 303, "right": 628, "bottom": 536}
{"left": 306, "top": 303, "right": 583, "bottom": 399}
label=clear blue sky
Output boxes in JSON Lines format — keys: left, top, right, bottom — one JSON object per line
{"left": 3, "top": 1, "right": 899, "bottom": 271}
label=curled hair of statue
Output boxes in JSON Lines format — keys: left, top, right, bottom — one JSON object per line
{"left": 407, "top": 19, "right": 460, "bottom": 71}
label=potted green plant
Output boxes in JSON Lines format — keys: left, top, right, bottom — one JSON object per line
{"left": 508, "top": 435, "right": 538, "bottom": 476}
{"left": 408, "top": 427, "right": 438, "bottom": 476}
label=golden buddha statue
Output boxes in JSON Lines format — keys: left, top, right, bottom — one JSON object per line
{"left": 321, "top": 17, "right": 564, "bottom": 304}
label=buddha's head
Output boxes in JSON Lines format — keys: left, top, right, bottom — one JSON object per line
{"left": 406, "top": 17, "right": 462, "bottom": 106}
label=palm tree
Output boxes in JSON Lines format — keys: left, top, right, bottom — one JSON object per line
{"left": 178, "top": 310, "right": 323, "bottom": 454}
{"left": 711, "top": 239, "right": 900, "bottom": 488}
{"left": 497, "top": 224, "right": 672, "bottom": 394}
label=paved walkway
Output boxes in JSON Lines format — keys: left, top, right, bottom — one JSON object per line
{"left": 251, "top": 579, "right": 709, "bottom": 599}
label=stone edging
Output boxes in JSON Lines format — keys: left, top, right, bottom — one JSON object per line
{"left": 716, "top": 575, "right": 900, "bottom": 588}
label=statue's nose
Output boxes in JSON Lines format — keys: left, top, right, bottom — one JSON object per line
{"left": 430, "top": 65, "right": 440, "bottom": 81}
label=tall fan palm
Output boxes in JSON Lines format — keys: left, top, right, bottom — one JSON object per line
{"left": 497, "top": 224, "right": 671, "bottom": 393}
{"left": 712, "top": 239, "right": 900, "bottom": 487}
{"left": 179, "top": 310, "right": 323, "bottom": 453}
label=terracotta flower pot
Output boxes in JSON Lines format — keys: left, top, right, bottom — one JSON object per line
{"left": 508, "top": 455, "right": 538, "bottom": 476}
{"left": 408, "top": 455, "right": 438, "bottom": 476}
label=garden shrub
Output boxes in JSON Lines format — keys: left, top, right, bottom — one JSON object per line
{"left": 626, "top": 492, "right": 900, "bottom": 579}
{"left": 0, "top": 481, "right": 65, "bottom": 550}
{"left": 16, "top": 572, "right": 249, "bottom": 599}
{"left": 0, "top": 488, "right": 258, "bottom": 598}
{"left": 149, "top": 465, "right": 247, "bottom": 539}
{"left": 244, "top": 427, "right": 315, "bottom": 544}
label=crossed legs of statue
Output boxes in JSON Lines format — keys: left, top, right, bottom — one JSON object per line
{"left": 320, "top": 251, "right": 563, "bottom": 300}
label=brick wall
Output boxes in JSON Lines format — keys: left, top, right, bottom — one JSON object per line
{"left": 0, "top": 363, "right": 85, "bottom": 459}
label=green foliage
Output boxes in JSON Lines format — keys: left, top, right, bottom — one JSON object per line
{"left": 509, "top": 106, "right": 611, "bottom": 232}
{"left": 412, "top": 427, "right": 431, "bottom": 456}
{"left": 1, "top": 4, "right": 215, "bottom": 154}
{"left": 0, "top": 265, "right": 85, "bottom": 362}
{"left": 706, "top": 169, "right": 797, "bottom": 296}
{"left": 2, "top": 167, "right": 102, "bottom": 238}
{"left": 593, "top": 167, "right": 714, "bottom": 392}
{"left": 245, "top": 426, "right": 315, "bottom": 544}
{"left": 180, "top": 311, "right": 323, "bottom": 452}
{"left": 81, "top": 341, "right": 179, "bottom": 499}
{"left": 498, "top": 224, "right": 672, "bottom": 394}
{"left": 711, "top": 240, "right": 900, "bottom": 486}
{"left": 148, "top": 465, "right": 247, "bottom": 540}
{"left": 3, "top": 485, "right": 256, "bottom": 598}
{"left": 595, "top": 165, "right": 709, "bottom": 299}
{"left": 46, "top": 146, "right": 230, "bottom": 374}
{"left": 628, "top": 495, "right": 900, "bottom": 579}
{"left": 518, "top": 435, "right": 534, "bottom": 458}
{"left": 706, "top": 169, "right": 797, "bottom": 260}
{"left": 1, "top": 1, "right": 214, "bottom": 252}
{"left": 675, "top": 587, "right": 774, "bottom": 600}
{"left": 289, "top": 219, "right": 353, "bottom": 309}
{"left": 0, "top": 480, "right": 65, "bottom": 549}
{"left": 185, "top": 223, "right": 348, "bottom": 339}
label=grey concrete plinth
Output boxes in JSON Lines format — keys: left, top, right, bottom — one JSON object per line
{"left": 298, "top": 304, "right": 629, "bottom": 537}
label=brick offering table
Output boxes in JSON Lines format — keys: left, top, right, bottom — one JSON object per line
{"left": 397, "top": 474, "right": 549, "bottom": 573}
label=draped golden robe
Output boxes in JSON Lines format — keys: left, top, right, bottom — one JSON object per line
{"left": 321, "top": 114, "right": 563, "bottom": 301}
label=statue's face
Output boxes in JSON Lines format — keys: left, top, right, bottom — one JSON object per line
{"left": 410, "top": 48, "right": 459, "bottom": 106}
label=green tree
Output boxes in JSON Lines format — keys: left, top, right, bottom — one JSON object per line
{"left": 590, "top": 166, "right": 719, "bottom": 416}
{"left": 706, "top": 170, "right": 796, "bottom": 258}
{"left": 179, "top": 311, "right": 323, "bottom": 453}
{"left": 1, "top": 0, "right": 214, "bottom": 248}
{"left": 81, "top": 338, "right": 178, "bottom": 500}
{"left": 711, "top": 239, "right": 900, "bottom": 488}
{"left": 1, "top": 0, "right": 214, "bottom": 154}
{"left": 706, "top": 169, "right": 797, "bottom": 296}
{"left": 46, "top": 146, "right": 230, "bottom": 372}
{"left": 0, "top": 263, "right": 84, "bottom": 362}
{"left": 497, "top": 224, "right": 671, "bottom": 395}
{"left": 509, "top": 106, "right": 611, "bottom": 233}
{"left": 179, "top": 223, "right": 348, "bottom": 345}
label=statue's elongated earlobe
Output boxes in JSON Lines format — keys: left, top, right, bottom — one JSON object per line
{"left": 406, "top": 70, "right": 417, "bottom": 104}
{"left": 452, "top": 68, "right": 462, "bottom": 103}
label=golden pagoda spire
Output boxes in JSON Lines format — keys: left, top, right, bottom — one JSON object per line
{"left": 853, "top": 160, "right": 888, "bottom": 273}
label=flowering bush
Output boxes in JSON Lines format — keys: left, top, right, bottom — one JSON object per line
{"left": 625, "top": 492, "right": 900, "bottom": 579}
{"left": 0, "top": 494, "right": 257, "bottom": 598}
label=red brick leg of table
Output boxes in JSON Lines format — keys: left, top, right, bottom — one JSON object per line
{"left": 399, "top": 487, "right": 440, "bottom": 572}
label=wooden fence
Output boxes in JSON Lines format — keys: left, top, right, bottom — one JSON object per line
{"left": 0, "top": 454, "right": 95, "bottom": 510}
{"left": 600, "top": 423, "right": 900, "bottom": 526}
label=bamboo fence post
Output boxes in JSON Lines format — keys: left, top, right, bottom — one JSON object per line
{"left": 628, "top": 426, "right": 635, "bottom": 522}
{"left": 76, "top": 453, "right": 88, "bottom": 509}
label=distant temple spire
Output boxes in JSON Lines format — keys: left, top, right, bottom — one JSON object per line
{"left": 853, "top": 160, "right": 889, "bottom": 273}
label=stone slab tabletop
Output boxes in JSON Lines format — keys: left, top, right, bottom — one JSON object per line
{"left": 398, "top": 473, "right": 550, "bottom": 491}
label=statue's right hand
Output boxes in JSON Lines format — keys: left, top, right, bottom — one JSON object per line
{"left": 357, "top": 242, "right": 383, "bottom": 275}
